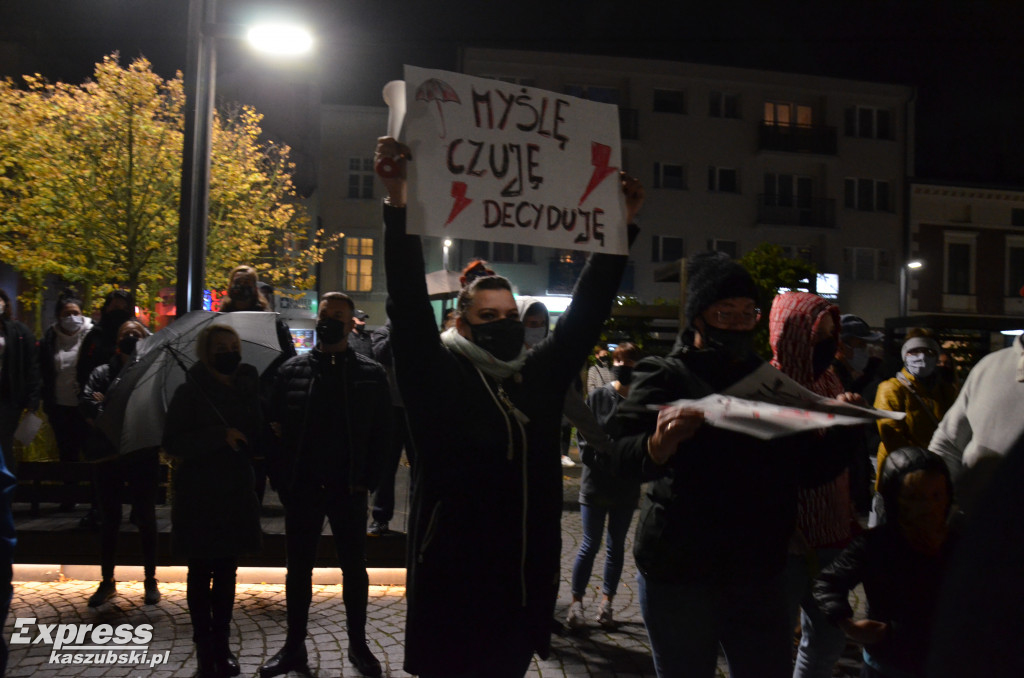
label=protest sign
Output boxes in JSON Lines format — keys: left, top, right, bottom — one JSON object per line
{"left": 393, "top": 65, "right": 628, "bottom": 255}
{"left": 652, "top": 362, "right": 903, "bottom": 441}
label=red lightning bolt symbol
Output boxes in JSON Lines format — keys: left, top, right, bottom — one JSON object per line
{"left": 446, "top": 181, "right": 473, "bottom": 226}
{"left": 578, "top": 142, "right": 618, "bottom": 207}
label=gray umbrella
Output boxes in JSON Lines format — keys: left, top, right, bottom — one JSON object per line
{"left": 96, "top": 310, "right": 281, "bottom": 455}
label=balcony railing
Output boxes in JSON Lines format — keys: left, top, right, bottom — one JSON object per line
{"left": 757, "top": 195, "right": 836, "bottom": 228}
{"left": 758, "top": 122, "right": 837, "bottom": 155}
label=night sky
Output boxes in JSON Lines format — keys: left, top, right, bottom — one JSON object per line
{"left": 2, "top": 0, "right": 1023, "bottom": 185}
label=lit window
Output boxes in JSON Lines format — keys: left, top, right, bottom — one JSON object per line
{"left": 764, "top": 101, "right": 813, "bottom": 127}
{"left": 345, "top": 237, "right": 374, "bottom": 292}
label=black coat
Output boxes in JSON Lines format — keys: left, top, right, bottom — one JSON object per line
{"left": 383, "top": 204, "right": 631, "bottom": 674}
{"left": 267, "top": 348, "right": 390, "bottom": 500}
{"left": 0, "top": 319, "right": 40, "bottom": 412}
{"left": 162, "top": 362, "right": 263, "bottom": 559}
{"left": 602, "top": 335, "right": 846, "bottom": 586}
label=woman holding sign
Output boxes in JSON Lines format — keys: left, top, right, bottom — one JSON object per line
{"left": 376, "top": 135, "right": 642, "bottom": 677}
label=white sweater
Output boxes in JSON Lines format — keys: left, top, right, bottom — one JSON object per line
{"left": 929, "top": 336, "right": 1024, "bottom": 505}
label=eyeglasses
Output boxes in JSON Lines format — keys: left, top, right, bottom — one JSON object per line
{"left": 711, "top": 308, "right": 761, "bottom": 326}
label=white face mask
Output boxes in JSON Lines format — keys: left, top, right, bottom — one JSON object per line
{"left": 523, "top": 326, "right": 547, "bottom": 349}
{"left": 60, "top": 314, "right": 85, "bottom": 333}
{"left": 905, "top": 352, "right": 937, "bottom": 379}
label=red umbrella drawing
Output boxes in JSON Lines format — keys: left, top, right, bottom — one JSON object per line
{"left": 416, "top": 78, "right": 461, "bottom": 139}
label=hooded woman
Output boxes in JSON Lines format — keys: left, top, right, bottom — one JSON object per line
{"left": 376, "top": 136, "right": 643, "bottom": 677}
{"left": 769, "top": 291, "right": 864, "bottom": 678}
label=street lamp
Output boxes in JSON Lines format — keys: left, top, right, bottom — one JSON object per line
{"left": 899, "top": 259, "right": 924, "bottom": 318}
{"left": 175, "top": 0, "right": 312, "bottom": 315}
{"left": 443, "top": 239, "right": 453, "bottom": 271}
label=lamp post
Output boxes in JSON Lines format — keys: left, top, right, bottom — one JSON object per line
{"left": 899, "top": 259, "right": 924, "bottom": 318}
{"left": 175, "top": 0, "right": 312, "bottom": 315}
{"left": 443, "top": 238, "right": 453, "bottom": 271}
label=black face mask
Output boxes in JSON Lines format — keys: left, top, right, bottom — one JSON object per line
{"left": 701, "top": 326, "right": 755, "bottom": 360}
{"left": 213, "top": 351, "right": 242, "bottom": 375}
{"left": 104, "top": 309, "right": 133, "bottom": 331}
{"left": 812, "top": 338, "right": 838, "bottom": 377}
{"left": 468, "top": 318, "right": 525, "bottom": 362}
{"left": 613, "top": 365, "right": 634, "bottom": 385}
{"left": 316, "top": 317, "right": 348, "bottom": 345}
{"left": 118, "top": 335, "right": 140, "bottom": 356}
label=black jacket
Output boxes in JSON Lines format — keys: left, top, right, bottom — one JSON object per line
{"left": 384, "top": 204, "right": 632, "bottom": 674}
{"left": 162, "top": 362, "right": 263, "bottom": 558}
{"left": 78, "top": 357, "right": 127, "bottom": 461}
{"left": 602, "top": 334, "right": 846, "bottom": 586}
{"left": 267, "top": 347, "right": 390, "bottom": 500}
{"left": 814, "top": 526, "right": 957, "bottom": 677}
{"left": 1, "top": 319, "right": 40, "bottom": 412}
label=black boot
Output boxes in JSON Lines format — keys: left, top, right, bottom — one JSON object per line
{"left": 213, "top": 627, "right": 240, "bottom": 677}
{"left": 259, "top": 641, "right": 307, "bottom": 678}
{"left": 348, "top": 639, "right": 382, "bottom": 678}
{"left": 195, "top": 634, "right": 219, "bottom": 678}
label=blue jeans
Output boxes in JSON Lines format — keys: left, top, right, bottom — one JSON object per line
{"left": 638, "top": 570, "right": 792, "bottom": 678}
{"left": 785, "top": 549, "right": 847, "bottom": 678}
{"left": 571, "top": 503, "right": 634, "bottom": 598}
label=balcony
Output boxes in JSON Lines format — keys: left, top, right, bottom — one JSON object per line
{"left": 758, "top": 122, "right": 837, "bottom": 155}
{"left": 757, "top": 195, "right": 836, "bottom": 228}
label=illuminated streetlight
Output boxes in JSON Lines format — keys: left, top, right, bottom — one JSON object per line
{"left": 246, "top": 23, "right": 313, "bottom": 56}
{"left": 899, "top": 259, "right": 925, "bottom": 318}
{"left": 176, "top": 0, "right": 312, "bottom": 314}
{"left": 443, "top": 239, "right": 453, "bottom": 271}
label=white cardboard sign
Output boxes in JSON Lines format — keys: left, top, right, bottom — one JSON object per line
{"left": 396, "top": 65, "right": 628, "bottom": 255}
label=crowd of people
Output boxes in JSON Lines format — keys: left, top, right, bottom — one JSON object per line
{"left": 0, "top": 135, "right": 1019, "bottom": 678}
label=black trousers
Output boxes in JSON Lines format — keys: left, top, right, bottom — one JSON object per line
{"left": 284, "top": 488, "right": 369, "bottom": 645}
{"left": 187, "top": 557, "right": 237, "bottom": 647}
{"left": 95, "top": 449, "right": 159, "bottom": 580}
{"left": 371, "top": 406, "right": 412, "bottom": 525}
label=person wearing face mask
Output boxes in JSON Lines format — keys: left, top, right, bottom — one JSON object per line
{"left": 260, "top": 292, "right": 390, "bottom": 678}
{"left": 75, "top": 289, "right": 134, "bottom": 390}
{"left": 79, "top": 319, "right": 161, "bottom": 609}
{"left": 568, "top": 342, "right": 642, "bottom": 630}
{"left": 814, "top": 446, "right": 956, "bottom": 678}
{"left": 163, "top": 325, "right": 263, "bottom": 678}
{"left": 833, "top": 314, "right": 883, "bottom": 396}
{"left": 768, "top": 291, "right": 867, "bottom": 678}
{"left": 0, "top": 288, "right": 41, "bottom": 473}
{"left": 377, "top": 136, "right": 643, "bottom": 677}
{"left": 38, "top": 289, "right": 93, "bottom": 509}
{"left": 873, "top": 330, "right": 957, "bottom": 524}
{"left": 594, "top": 254, "right": 851, "bottom": 678}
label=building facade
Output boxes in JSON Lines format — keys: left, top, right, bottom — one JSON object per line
{"left": 318, "top": 49, "right": 916, "bottom": 327}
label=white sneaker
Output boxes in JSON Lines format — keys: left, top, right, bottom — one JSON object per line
{"left": 597, "top": 600, "right": 615, "bottom": 628}
{"left": 561, "top": 455, "right": 576, "bottom": 467}
{"left": 566, "top": 601, "right": 585, "bottom": 629}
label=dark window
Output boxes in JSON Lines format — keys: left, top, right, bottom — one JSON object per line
{"left": 876, "top": 181, "right": 891, "bottom": 212}
{"left": 517, "top": 244, "right": 534, "bottom": 264}
{"left": 655, "top": 163, "right": 686, "bottom": 190}
{"left": 858, "top": 179, "right": 875, "bottom": 211}
{"left": 877, "top": 110, "right": 892, "bottom": 140}
{"left": 472, "top": 241, "right": 490, "bottom": 260}
{"left": 947, "top": 243, "right": 972, "bottom": 295}
{"left": 653, "top": 89, "right": 686, "bottom": 114}
{"left": 1012, "top": 208, "right": 1024, "bottom": 227}
{"left": 1008, "top": 247, "right": 1024, "bottom": 296}
{"left": 652, "top": 235, "right": 684, "bottom": 263}
{"left": 857, "top": 107, "right": 874, "bottom": 138}
{"left": 492, "top": 242, "right": 514, "bottom": 263}
{"left": 709, "top": 239, "right": 738, "bottom": 258}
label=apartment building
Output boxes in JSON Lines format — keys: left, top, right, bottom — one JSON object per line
{"left": 318, "top": 49, "right": 915, "bottom": 327}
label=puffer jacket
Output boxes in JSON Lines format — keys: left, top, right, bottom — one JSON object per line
{"left": 267, "top": 347, "right": 390, "bottom": 499}
{"left": 874, "top": 369, "right": 957, "bottom": 490}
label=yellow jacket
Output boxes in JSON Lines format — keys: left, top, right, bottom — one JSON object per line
{"left": 873, "top": 368, "right": 958, "bottom": 489}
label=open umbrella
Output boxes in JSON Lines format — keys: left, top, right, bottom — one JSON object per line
{"left": 415, "top": 78, "right": 460, "bottom": 139}
{"left": 96, "top": 311, "right": 281, "bottom": 455}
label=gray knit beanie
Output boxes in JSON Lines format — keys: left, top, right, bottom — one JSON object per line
{"left": 684, "top": 251, "right": 758, "bottom": 326}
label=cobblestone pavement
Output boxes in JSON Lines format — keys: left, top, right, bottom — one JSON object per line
{"left": 5, "top": 465, "right": 865, "bottom": 677}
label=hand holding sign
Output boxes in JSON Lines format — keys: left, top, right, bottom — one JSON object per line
{"left": 647, "top": 405, "right": 704, "bottom": 465}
